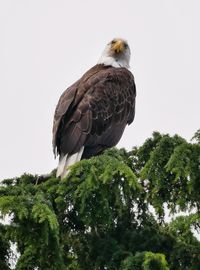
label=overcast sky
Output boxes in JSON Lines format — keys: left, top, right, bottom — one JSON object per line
{"left": 0, "top": 0, "right": 199, "bottom": 180}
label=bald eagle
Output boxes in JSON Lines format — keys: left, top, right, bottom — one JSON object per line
{"left": 53, "top": 38, "right": 136, "bottom": 178}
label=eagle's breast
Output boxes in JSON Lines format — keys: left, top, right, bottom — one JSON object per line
{"left": 53, "top": 64, "right": 136, "bottom": 158}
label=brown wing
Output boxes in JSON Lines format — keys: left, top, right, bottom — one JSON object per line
{"left": 82, "top": 67, "right": 136, "bottom": 158}
{"left": 52, "top": 64, "right": 136, "bottom": 158}
{"left": 52, "top": 64, "right": 110, "bottom": 155}
{"left": 52, "top": 83, "right": 78, "bottom": 156}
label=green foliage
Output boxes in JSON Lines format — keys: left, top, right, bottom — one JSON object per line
{"left": 139, "top": 132, "right": 200, "bottom": 216}
{"left": 120, "top": 252, "right": 169, "bottom": 270}
{"left": 0, "top": 130, "right": 200, "bottom": 269}
{"left": 142, "top": 252, "right": 169, "bottom": 270}
{"left": 0, "top": 223, "right": 11, "bottom": 269}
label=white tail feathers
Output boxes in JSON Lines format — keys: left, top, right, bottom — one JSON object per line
{"left": 56, "top": 147, "right": 84, "bottom": 179}
{"left": 56, "top": 154, "right": 68, "bottom": 177}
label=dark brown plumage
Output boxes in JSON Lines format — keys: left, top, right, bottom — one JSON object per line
{"left": 53, "top": 64, "right": 136, "bottom": 160}
{"left": 53, "top": 38, "right": 136, "bottom": 178}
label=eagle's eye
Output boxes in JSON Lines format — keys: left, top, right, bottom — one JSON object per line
{"left": 124, "top": 43, "right": 128, "bottom": 49}
{"left": 111, "top": 40, "right": 116, "bottom": 44}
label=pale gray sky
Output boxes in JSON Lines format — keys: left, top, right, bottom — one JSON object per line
{"left": 0, "top": 0, "right": 199, "bottom": 179}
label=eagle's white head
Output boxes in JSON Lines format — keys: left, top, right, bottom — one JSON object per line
{"left": 98, "top": 38, "right": 131, "bottom": 68}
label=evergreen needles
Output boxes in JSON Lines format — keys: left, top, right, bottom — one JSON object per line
{"left": 0, "top": 130, "right": 200, "bottom": 269}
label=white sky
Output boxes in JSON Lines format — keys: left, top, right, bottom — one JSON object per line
{"left": 0, "top": 0, "right": 199, "bottom": 179}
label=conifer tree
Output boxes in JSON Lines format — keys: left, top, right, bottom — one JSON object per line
{"left": 0, "top": 130, "right": 200, "bottom": 269}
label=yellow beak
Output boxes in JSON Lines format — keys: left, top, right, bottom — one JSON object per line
{"left": 112, "top": 40, "right": 124, "bottom": 53}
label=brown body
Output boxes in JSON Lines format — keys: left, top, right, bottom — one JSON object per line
{"left": 53, "top": 64, "right": 136, "bottom": 159}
